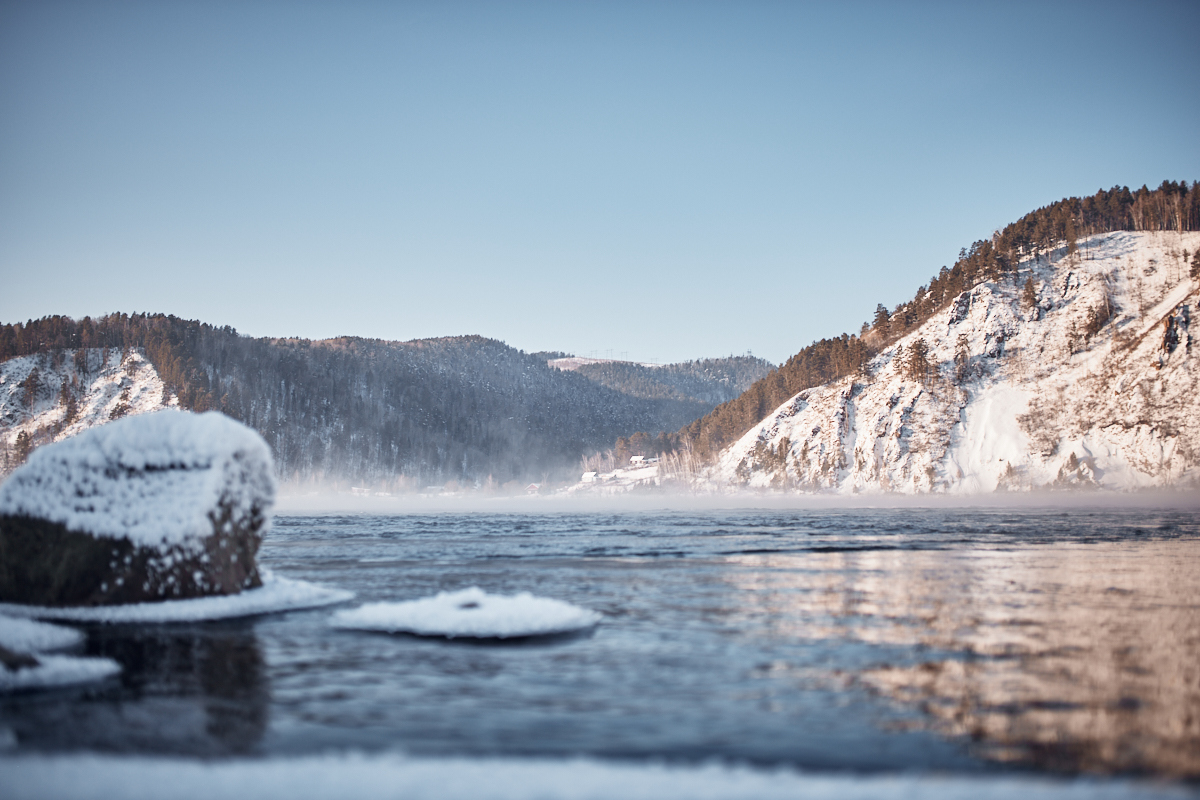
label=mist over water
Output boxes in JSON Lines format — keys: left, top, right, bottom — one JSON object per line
{"left": 3, "top": 506, "right": 1198, "bottom": 779}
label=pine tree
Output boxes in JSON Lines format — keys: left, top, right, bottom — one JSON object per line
{"left": 1022, "top": 277, "right": 1038, "bottom": 309}
{"left": 903, "top": 338, "right": 931, "bottom": 384}
{"left": 14, "top": 431, "right": 33, "bottom": 465}
{"left": 954, "top": 334, "right": 971, "bottom": 383}
{"left": 873, "top": 304, "right": 890, "bottom": 332}
{"left": 21, "top": 367, "right": 40, "bottom": 409}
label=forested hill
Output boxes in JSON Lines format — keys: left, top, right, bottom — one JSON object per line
{"left": 0, "top": 316, "right": 716, "bottom": 487}
{"left": 669, "top": 180, "right": 1200, "bottom": 462}
{"left": 572, "top": 357, "right": 773, "bottom": 406}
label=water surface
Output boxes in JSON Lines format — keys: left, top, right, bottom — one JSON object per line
{"left": 3, "top": 507, "right": 1198, "bottom": 778}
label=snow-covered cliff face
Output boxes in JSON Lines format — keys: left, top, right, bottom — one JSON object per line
{"left": 711, "top": 231, "right": 1200, "bottom": 493}
{"left": 0, "top": 348, "right": 174, "bottom": 473}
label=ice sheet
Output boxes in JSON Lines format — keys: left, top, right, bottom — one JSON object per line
{"left": 331, "top": 587, "right": 600, "bottom": 638}
{"left": 0, "top": 572, "right": 352, "bottom": 623}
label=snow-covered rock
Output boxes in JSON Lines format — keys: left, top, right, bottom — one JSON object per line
{"left": 331, "top": 587, "right": 601, "bottom": 639}
{"left": 0, "top": 410, "right": 276, "bottom": 605}
{"left": 709, "top": 231, "right": 1200, "bottom": 494}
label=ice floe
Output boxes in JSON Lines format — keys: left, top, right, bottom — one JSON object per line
{"left": 331, "top": 587, "right": 600, "bottom": 639}
{"left": 0, "top": 753, "right": 1191, "bottom": 800}
{"left": 0, "top": 616, "right": 120, "bottom": 692}
{"left": 0, "top": 654, "right": 121, "bottom": 693}
{"left": 0, "top": 571, "right": 352, "bottom": 624}
{"left": 0, "top": 615, "right": 83, "bottom": 652}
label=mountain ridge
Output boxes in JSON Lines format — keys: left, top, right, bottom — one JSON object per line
{"left": 0, "top": 323, "right": 758, "bottom": 487}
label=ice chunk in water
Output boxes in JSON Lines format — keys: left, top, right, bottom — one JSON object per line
{"left": 0, "top": 616, "right": 82, "bottom": 652}
{"left": 331, "top": 587, "right": 600, "bottom": 639}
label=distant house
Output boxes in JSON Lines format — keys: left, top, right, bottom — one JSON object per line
{"left": 525, "top": 483, "right": 541, "bottom": 495}
{"left": 629, "top": 455, "right": 646, "bottom": 465}
{"left": 581, "top": 471, "right": 599, "bottom": 483}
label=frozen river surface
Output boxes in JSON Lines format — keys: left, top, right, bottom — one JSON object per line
{"left": 4, "top": 507, "right": 1199, "bottom": 781}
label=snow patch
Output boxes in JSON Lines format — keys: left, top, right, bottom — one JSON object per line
{"left": 948, "top": 385, "right": 1032, "bottom": 493}
{"left": 332, "top": 587, "right": 600, "bottom": 639}
{"left": 0, "top": 571, "right": 351, "bottom": 624}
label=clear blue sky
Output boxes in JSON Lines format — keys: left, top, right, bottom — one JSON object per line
{"left": 2, "top": 1, "right": 1197, "bottom": 364}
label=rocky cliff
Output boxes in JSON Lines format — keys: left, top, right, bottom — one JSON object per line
{"left": 709, "top": 231, "right": 1200, "bottom": 493}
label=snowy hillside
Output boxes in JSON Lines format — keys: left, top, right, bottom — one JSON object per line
{"left": 0, "top": 348, "right": 173, "bottom": 473}
{"left": 709, "top": 231, "right": 1200, "bottom": 493}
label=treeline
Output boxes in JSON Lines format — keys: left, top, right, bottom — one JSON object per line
{"left": 0, "top": 314, "right": 712, "bottom": 486}
{"left": 672, "top": 335, "right": 872, "bottom": 459}
{"left": 866, "top": 181, "right": 1200, "bottom": 348}
{"left": 618, "top": 180, "right": 1198, "bottom": 464}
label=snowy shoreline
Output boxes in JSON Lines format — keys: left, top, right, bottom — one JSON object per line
{"left": 0, "top": 752, "right": 1192, "bottom": 800}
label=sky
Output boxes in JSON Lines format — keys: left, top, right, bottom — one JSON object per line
{"left": 1, "top": 1, "right": 1197, "bottom": 365}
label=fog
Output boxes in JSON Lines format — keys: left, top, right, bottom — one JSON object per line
{"left": 273, "top": 485, "right": 1200, "bottom": 517}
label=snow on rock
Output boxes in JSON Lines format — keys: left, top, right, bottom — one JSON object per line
{"left": 332, "top": 587, "right": 601, "bottom": 639}
{"left": 0, "top": 570, "right": 351, "bottom": 624}
{"left": 0, "top": 409, "right": 274, "bottom": 547}
{"left": 709, "top": 231, "right": 1200, "bottom": 494}
{"left": 0, "top": 409, "right": 276, "bottom": 605}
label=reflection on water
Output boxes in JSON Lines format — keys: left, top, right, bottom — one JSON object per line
{"left": 726, "top": 540, "right": 1200, "bottom": 776}
{"left": 0, "top": 623, "right": 269, "bottom": 755}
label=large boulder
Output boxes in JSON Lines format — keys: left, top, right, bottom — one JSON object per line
{"left": 0, "top": 410, "right": 275, "bottom": 606}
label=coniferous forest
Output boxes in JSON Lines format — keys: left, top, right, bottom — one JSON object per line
{"left": 0, "top": 316, "right": 756, "bottom": 487}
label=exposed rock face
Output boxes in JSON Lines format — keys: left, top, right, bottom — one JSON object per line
{"left": 0, "top": 410, "right": 275, "bottom": 606}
